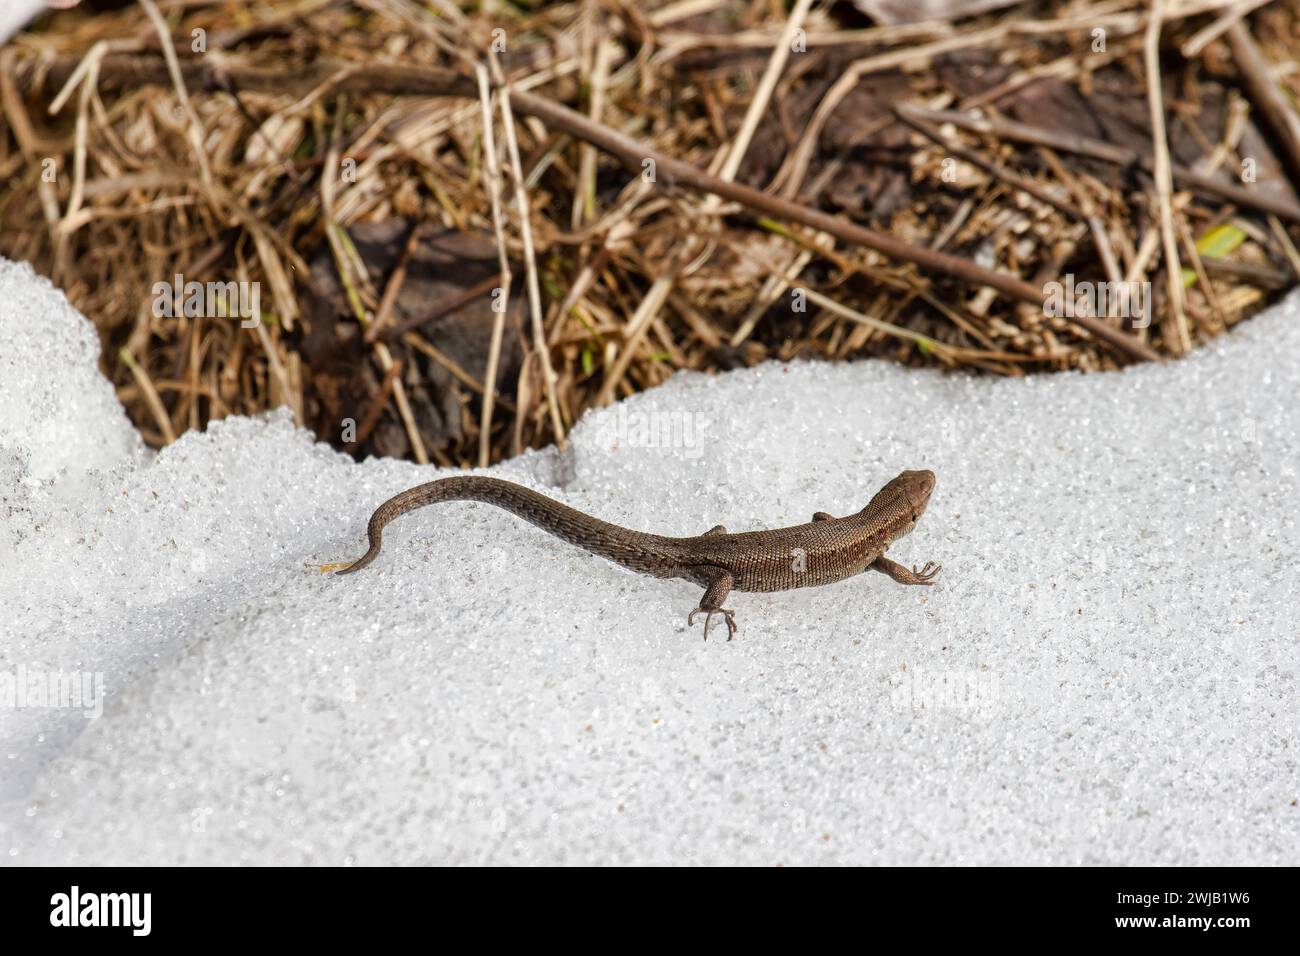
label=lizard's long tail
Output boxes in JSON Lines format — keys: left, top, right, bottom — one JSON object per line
{"left": 335, "top": 475, "right": 679, "bottom": 576}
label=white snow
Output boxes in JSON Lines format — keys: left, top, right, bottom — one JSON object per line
{"left": 0, "top": 255, "right": 1296, "bottom": 865}
{"left": 0, "top": 1, "right": 48, "bottom": 45}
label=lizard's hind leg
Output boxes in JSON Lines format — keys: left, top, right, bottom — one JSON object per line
{"left": 869, "top": 555, "right": 940, "bottom": 585}
{"left": 685, "top": 567, "right": 737, "bottom": 641}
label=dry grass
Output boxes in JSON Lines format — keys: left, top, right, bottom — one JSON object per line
{"left": 1, "top": 0, "right": 1298, "bottom": 463}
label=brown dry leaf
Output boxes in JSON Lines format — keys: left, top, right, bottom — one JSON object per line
{"left": 302, "top": 221, "right": 525, "bottom": 457}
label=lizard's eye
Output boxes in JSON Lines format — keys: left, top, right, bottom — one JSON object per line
{"left": 911, "top": 513, "right": 918, "bottom": 522}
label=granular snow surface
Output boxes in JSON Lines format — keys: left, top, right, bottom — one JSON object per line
{"left": 0, "top": 257, "right": 1295, "bottom": 865}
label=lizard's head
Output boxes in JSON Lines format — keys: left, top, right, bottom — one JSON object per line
{"left": 867, "top": 469, "right": 936, "bottom": 537}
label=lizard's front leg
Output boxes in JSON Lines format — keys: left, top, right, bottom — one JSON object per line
{"left": 685, "top": 567, "right": 737, "bottom": 641}
{"left": 869, "top": 556, "right": 941, "bottom": 585}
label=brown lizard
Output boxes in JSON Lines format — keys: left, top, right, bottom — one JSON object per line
{"left": 332, "top": 469, "right": 940, "bottom": 640}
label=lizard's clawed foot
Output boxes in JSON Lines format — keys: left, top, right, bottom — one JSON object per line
{"left": 913, "top": 561, "right": 941, "bottom": 584}
{"left": 687, "top": 607, "right": 737, "bottom": 641}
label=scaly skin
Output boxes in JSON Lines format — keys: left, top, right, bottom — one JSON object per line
{"left": 335, "top": 470, "right": 940, "bottom": 640}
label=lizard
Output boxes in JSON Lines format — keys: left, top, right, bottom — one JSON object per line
{"left": 330, "top": 469, "right": 940, "bottom": 640}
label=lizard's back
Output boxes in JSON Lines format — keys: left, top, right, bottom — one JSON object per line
{"left": 665, "top": 518, "right": 892, "bottom": 592}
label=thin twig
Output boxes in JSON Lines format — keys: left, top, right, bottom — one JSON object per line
{"left": 321, "top": 99, "right": 428, "bottom": 464}
{"left": 902, "top": 104, "right": 1300, "bottom": 222}
{"left": 490, "top": 53, "right": 567, "bottom": 448}
{"left": 344, "top": 358, "right": 403, "bottom": 452}
{"left": 1181, "top": 0, "right": 1273, "bottom": 58}
{"left": 379, "top": 273, "right": 503, "bottom": 342}
{"left": 364, "top": 219, "right": 424, "bottom": 343}
{"left": 895, "top": 105, "right": 1088, "bottom": 220}
{"left": 1145, "top": 0, "right": 1190, "bottom": 354}
{"left": 137, "top": 0, "right": 213, "bottom": 188}
{"left": 572, "top": 33, "right": 614, "bottom": 230}
{"left": 1226, "top": 19, "right": 1300, "bottom": 186}
{"left": 402, "top": 332, "right": 515, "bottom": 408}
{"left": 475, "top": 62, "right": 511, "bottom": 468}
{"left": 119, "top": 346, "right": 176, "bottom": 444}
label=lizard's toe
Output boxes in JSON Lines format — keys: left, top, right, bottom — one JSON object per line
{"left": 912, "top": 561, "right": 941, "bottom": 583}
{"left": 688, "top": 607, "right": 737, "bottom": 641}
{"left": 687, "top": 607, "right": 706, "bottom": 638}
